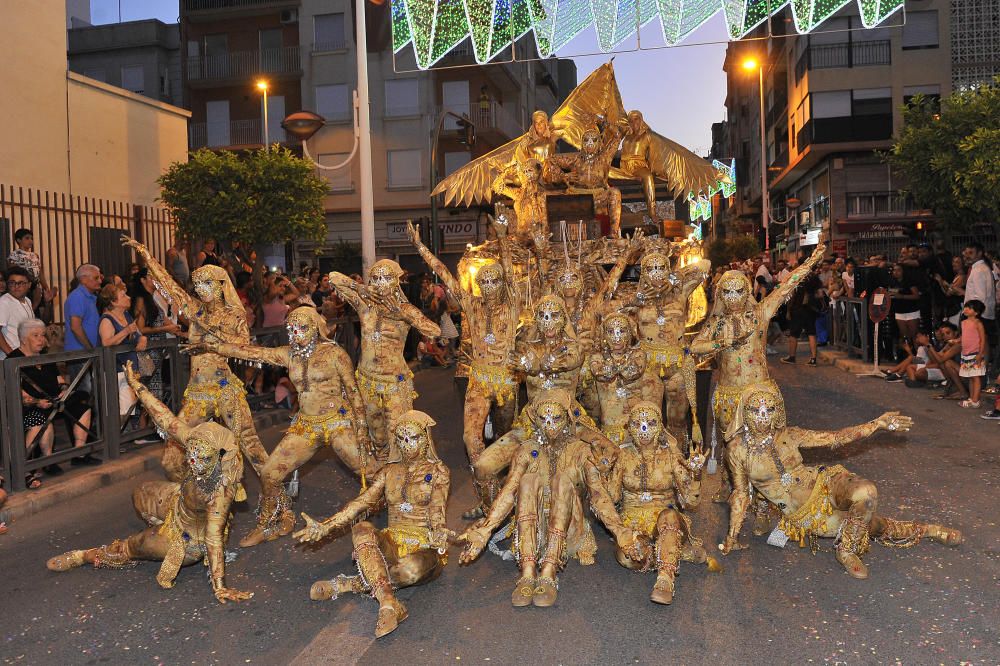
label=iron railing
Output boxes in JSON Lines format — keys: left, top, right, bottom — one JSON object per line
{"left": 188, "top": 118, "right": 282, "bottom": 149}
{"left": 186, "top": 46, "right": 301, "bottom": 81}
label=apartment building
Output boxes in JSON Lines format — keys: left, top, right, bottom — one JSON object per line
{"left": 176, "top": 0, "right": 575, "bottom": 272}
{"left": 68, "top": 20, "right": 182, "bottom": 107}
{"left": 720, "top": 0, "right": 995, "bottom": 260}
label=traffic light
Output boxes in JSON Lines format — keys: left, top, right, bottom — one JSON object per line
{"left": 456, "top": 116, "right": 476, "bottom": 147}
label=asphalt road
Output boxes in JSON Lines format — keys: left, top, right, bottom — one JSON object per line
{"left": 2, "top": 362, "right": 998, "bottom": 665}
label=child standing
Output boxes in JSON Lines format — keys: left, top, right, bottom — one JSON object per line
{"left": 959, "top": 300, "right": 987, "bottom": 408}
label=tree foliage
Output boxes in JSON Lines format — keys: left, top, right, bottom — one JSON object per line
{"left": 158, "top": 147, "right": 329, "bottom": 248}
{"left": 886, "top": 81, "right": 1000, "bottom": 230}
{"left": 707, "top": 235, "right": 760, "bottom": 268}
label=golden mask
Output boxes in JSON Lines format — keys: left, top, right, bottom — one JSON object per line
{"left": 627, "top": 402, "right": 663, "bottom": 446}
{"left": 475, "top": 261, "right": 504, "bottom": 299}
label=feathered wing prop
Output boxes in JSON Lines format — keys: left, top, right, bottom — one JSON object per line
{"left": 430, "top": 62, "right": 627, "bottom": 207}
{"left": 609, "top": 130, "right": 722, "bottom": 197}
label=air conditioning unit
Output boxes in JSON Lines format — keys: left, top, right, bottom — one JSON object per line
{"left": 280, "top": 9, "right": 298, "bottom": 24}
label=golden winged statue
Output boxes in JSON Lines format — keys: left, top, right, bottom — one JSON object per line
{"left": 431, "top": 62, "right": 722, "bottom": 224}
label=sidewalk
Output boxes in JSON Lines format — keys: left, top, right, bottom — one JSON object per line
{"left": 815, "top": 348, "right": 889, "bottom": 374}
{"left": 1, "top": 408, "right": 289, "bottom": 525}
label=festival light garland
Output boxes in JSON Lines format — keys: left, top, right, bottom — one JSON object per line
{"left": 392, "top": 0, "right": 903, "bottom": 68}
{"left": 686, "top": 159, "right": 735, "bottom": 221}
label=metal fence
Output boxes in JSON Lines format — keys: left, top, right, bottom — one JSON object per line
{"left": 0, "top": 184, "right": 175, "bottom": 320}
{"left": 1, "top": 339, "right": 187, "bottom": 493}
{"left": 828, "top": 297, "right": 870, "bottom": 359}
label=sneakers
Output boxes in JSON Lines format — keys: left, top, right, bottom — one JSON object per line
{"left": 766, "top": 346, "right": 778, "bottom": 355}
{"left": 780, "top": 356, "right": 796, "bottom": 364}
{"left": 981, "top": 410, "right": 1000, "bottom": 420}
{"left": 884, "top": 372, "right": 904, "bottom": 383}
{"left": 807, "top": 357, "right": 817, "bottom": 367}
{"left": 959, "top": 400, "right": 981, "bottom": 409}
{"left": 904, "top": 379, "right": 923, "bottom": 388}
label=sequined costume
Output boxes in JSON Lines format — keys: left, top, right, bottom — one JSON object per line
{"left": 587, "top": 402, "right": 719, "bottom": 604}
{"left": 46, "top": 371, "right": 252, "bottom": 604}
{"left": 122, "top": 235, "right": 287, "bottom": 548}
{"left": 294, "top": 411, "right": 451, "bottom": 638}
{"left": 547, "top": 121, "right": 623, "bottom": 237}
{"left": 187, "top": 307, "right": 378, "bottom": 546}
{"left": 587, "top": 312, "right": 648, "bottom": 444}
{"left": 719, "top": 389, "right": 962, "bottom": 579}
{"left": 492, "top": 158, "right": 548, "bottom": 243}
{"left": 512, "top": 294, "right": 583, "bottom": 399}
{"left": 628, "top": 253, "right": 710, "bottom": 446}
{"left": 458, "top": 390, "right": 600, "bottom": 608}
{"left": 689, "top": 244, "right": 827, "bottom": 504}
{"left": 330, "top": 260, "right": 440, "bottom": 454}
{"left": 408, "top": 219, "right": 523, "bottom": 512}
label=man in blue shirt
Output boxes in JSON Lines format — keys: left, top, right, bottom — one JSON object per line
{"left": 64, "top": 264, "right": 102, "bottom": 351}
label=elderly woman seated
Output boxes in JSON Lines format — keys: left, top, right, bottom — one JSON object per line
{"left": 7, "top": 318, "right": 97, "bottom": 486}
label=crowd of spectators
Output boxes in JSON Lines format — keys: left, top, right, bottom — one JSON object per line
{"left": 713, "top": 240, "right": 1000, "bottom": 415}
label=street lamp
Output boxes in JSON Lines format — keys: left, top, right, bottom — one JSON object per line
{"left": 742, "top": 57, "right": 769, "bottom": 252}
{"left": 257, "top": 80, "right": 270, "bottom": 150}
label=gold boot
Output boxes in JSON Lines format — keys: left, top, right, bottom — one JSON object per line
{"left": 835, "top": 516, "right": 871, "bottom": 579}
{"left": 47, "top": 550, "right": 86, "bottom": 572}
{"left": 374, "top": 597, "right": 408, "bottom": 638}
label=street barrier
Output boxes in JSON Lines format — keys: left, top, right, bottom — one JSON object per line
{"left": 828, "top": 297, "right": 869, "bottom": 359}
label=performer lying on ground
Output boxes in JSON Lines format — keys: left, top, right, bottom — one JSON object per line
{"left": 720, "top": 388, "right": 962, "bottom": 579}
{"left": 46, "top": 362, "right": 252, "bottom": 604}
{"left": 586, "top": 402, "right": 720, "bottom": 604}
{"left": 294, "top": 410, "right": 451, "bottom": 638}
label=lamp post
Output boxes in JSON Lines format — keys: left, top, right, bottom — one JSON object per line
{"left": 742, "top": 58, "right": 769, "bottom": 252}
{"left": 256, "top": 80, "right": 270, "bottom": 150}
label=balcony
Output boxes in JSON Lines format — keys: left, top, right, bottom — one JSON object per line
{"left": 847, "top": 192, "right": 930, "bottom": 219}
{"left": 441, "top": 101, "right": 523, "bottom": 141}
{"left": 186, "top": 46, "right": 301, "bottom": 83}
{"left": 189, "top": 118, "right": 287, "bottom": 149}
{"left": 795, "top": 40, "right": 891, "bottom": 81}
{"left": 797, "top": 113, "right": 893, "bottom": 149}
{"left": 181, "top": 0, "right": 299, "bottom": 17}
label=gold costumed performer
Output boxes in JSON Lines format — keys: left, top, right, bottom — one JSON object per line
{"left": 329, "top": 260, "right": 440, "bottom": 454}
{"left": 407, "top": 219, "right": 523, "bottom": 515}
{"left": 689, "top": 243, "right": 826, "bottom": 503}
{"left": 492, "top": 158, "right": 548, "bottom": 243}
{"left": 538, "top": 231, "right": 644, "bottom": 419}
{"left": 46, "top": 362, "right": 252, "bottom": 604}
{"left": 628, "top": 251, "right": 710, "bottom": 445}
{"left": 586, "top": 402, "right": 720, "bottom": 604}
{"left": 457, "top": 389, "right": 599, "bottom": 608}
{"left": 513, "top": 294, "right": 583, "bottom": 399}
{"left": 294, "top": 411, "right": 451, "bottom": 638}
{"left": 720, "top": 389, "right": 962, "bottom": 578}
{"left": 548, "top": 121, "right": 624, "bottom": 237}
{"left": 184, "top": 307, "right": 377, "bottom": 545}
{"left": 122, "top": 235, "right": 289, "bottom": 548}
{"left": 587, "top": 311, "right": 648, "bottom": 444}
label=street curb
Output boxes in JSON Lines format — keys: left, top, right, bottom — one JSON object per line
{"left": 817, "top": 349, "right": 890, "bottom": 374}
{"left": 1, "top": 408, "right": 289, "bottom": 525}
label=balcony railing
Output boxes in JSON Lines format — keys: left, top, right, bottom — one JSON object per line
{"left": 795, "top": 40, "right": 891, "bottom": 81}
{"left": 311, "top": 38, "right": 347, "bottom": 52}
{"left": 440, "top": 101, "right": 523, "bottom": 140}
{"left": 798, "top": 113, "right": 893, "bottom": 149}
{"left": 186, "top": 45, "right": 301, "bottom": 82}
{"left": 189, "top": 118, "right": 287, "bottom": 149}
{"left": 182, "top": 0, "right": 296, "bottom": 10}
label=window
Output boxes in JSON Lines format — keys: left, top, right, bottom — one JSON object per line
{"left": 314, "top": 13, "right": 345, "bottom": 51}
{"left": 83, "top": 68, "right": 106, "bottom": 82}
{"left": 811, "top": 90, "right": 851, "bottom": 118}
{"left": 121, "top": 65, "right": 144, "bottom": 93}
{"left": 315, "top": 84, "right": 351, "bottom": 121}
{"left": 204, "top": 34, "right": 227, "bottom": 56}
{"left": 387, "top": 149, "right": 422, "bottom": 188}
{"left": 852, "top": 87, "right": 892, "bottom": 116}
{"left": 902, "top": 11, "right": 938, "bottom": 49}
{"left": 259, "top": 28, "right": 283, "bottom": 51}
{"left": 903, "top": 84, "right": 941, "bottom": 107}
{"left": 384, "top": 79, "right": 420, "bottom": 117}
{"left": 318, "top": 154, "right": 352, "bottom": 191}
{"left": 444, "top": 151, "right": 471, "bottom": 176}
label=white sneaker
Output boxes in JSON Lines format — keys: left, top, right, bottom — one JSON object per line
{"left": 766, "top": 346, "right": 778, "bottom": 355}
